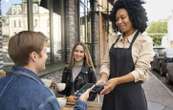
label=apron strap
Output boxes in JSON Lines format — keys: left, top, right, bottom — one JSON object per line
{"left": 111, "top": 36, "right": 121, "bottom": 48}
{"left": 111, "top": 31, "right": 139, "bottom": 49}
{"left": 129, "top": 31, "right": 139, "bottom": 49}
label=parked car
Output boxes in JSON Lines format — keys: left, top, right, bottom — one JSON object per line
{"left": 151, "top": 47, "right": 167, "bottom": 76}
{"left": 165, "top": 48, "right": 173, "bottom": 83}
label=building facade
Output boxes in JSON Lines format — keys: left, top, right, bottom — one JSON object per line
{"left": 0, "top": 0, "right": 113, "bottom": 68}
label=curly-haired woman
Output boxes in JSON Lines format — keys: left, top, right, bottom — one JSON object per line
{"left": 98, "top": 0, "right": 154, "bottom": 110}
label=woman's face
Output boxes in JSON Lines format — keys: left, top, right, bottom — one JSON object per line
{"left": 115, "top": 8, "right": 134, "bottom": 35}
{"left": 73, "top": 45, "right": 85, "bottom": 62}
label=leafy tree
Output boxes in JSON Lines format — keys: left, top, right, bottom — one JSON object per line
{"left": 146, "top": 20, "right": 168, "bottom": 46}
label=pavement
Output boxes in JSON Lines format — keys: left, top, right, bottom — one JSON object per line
{"left": 35, "top": 63, "right": 173, "bottom": 110}
{"left": 143, "top": 73, "right": 173, "bottom": 110}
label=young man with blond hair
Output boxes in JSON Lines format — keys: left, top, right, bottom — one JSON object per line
{"left": 0, "top": 31, "right": 88, "bottom": 110}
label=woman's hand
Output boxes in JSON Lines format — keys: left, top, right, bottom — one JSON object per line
{"left": 100, "top": 78, "right": 119, "bottom": 95}
{"left": 79, "top": 88, "right": 91, "bottom": 102}
{"left": 67, "top": 95, "right": 78, "bottom": 103}
{"left": 97, "top": 72, "right": 108, "bottom": 85}
{"left": 79, "top": 85, "right": 95, "bottom": 102}
{"left": 0, "top": 69, "right": 6, "bottom": 77}
{"left": 96, "top": 79, "right": 106, "bottom": 85}
{"left": 49, "top": 81, "right": 58, "bottom": 90}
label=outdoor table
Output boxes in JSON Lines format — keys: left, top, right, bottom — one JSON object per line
{"left": 62, "top": 102, "right": 101, "bottom": 110}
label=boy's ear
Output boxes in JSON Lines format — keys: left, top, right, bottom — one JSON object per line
{"left": 29, "top": 51, "right": 38, "bottom": 62}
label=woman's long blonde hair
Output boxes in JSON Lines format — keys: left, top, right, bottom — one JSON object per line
{"left": 68, "top": 42, "right": 95, "bottom": 72}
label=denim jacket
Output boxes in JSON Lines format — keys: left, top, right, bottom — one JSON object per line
{"left": 0, "top": 66, "right": 87, "bottom": 110}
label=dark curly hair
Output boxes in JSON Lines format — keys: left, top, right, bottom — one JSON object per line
{"left": 109, "top": 0, "right": 148, "bottom": 33}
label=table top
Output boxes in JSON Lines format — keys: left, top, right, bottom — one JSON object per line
{"left": 62, "top": 102, "right": 101, "bottom": 110}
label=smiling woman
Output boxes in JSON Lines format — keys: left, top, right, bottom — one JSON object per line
{"left": 73, "top": 45, "right": 85, "bottom": 62}
{"left": 59, "top": 42, "right": 97, "bottom": 104}
{"left": 98, "top": 0, "right": 154, "bottom": 110}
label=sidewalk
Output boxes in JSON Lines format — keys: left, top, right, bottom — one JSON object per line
{"left": 143, "top": 73, "right": 173, "bottom": 110}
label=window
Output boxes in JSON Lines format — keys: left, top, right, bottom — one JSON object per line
{"left": 14, "top": 20, "right": 16, "bottom": 27}
{"left": 18, "top": 20, "right": 21, "bottom": 27}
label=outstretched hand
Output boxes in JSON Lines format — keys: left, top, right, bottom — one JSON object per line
{"left": 67, "top": 95, "right": 78, "bottom": 104}
{"left": 79, "top": 85, "right": 95, "bottom": 102}
{"left": 100, "top": 78, "right": 118, "bottom": 95}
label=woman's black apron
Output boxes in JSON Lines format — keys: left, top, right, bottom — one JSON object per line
{"left": 102, "top": 31, "right": 148, "bottom": 110}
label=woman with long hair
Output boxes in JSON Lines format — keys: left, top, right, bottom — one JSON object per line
{"left": 61, "top": 42, "right": 97, "bottom": 103}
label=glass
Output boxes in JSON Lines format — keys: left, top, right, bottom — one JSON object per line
{"left": 34, "top": 0, "right": 63, "bottom": 63}
{"left": 80, "top": 0, "right": 91, "bottom": 44}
